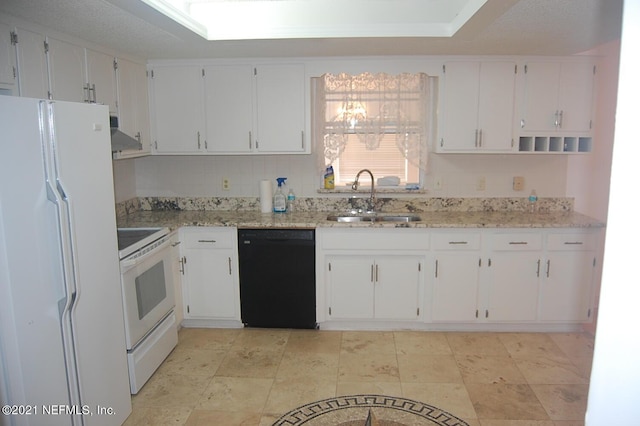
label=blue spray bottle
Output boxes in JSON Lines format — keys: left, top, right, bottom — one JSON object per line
{"left": 273, "top": 177, "right": 287, "bottom": 213}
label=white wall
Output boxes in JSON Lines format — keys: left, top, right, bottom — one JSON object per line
{"left": 132, "top": 150, "right": 569, "bottom": 199}
{"left": 567, "top": 40, "right": 621, "bottom": 222}
{"left": 587, "top": 0, "right": 640, "bottom": 422}
{"left": 112, "top": 159, "right": 136, "bottom": 203}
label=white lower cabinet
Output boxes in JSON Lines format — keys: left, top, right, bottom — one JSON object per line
{"left": 317, "top": 228, "right": 428, "bottom": 325}
{"left": 539, "top": 231, "right": 598, "bottom": 322}
{"left": 317, "top": 227, "right": 600, "bottom": 330}
{"left": 327, "top": 256, "right": 374, "bottom": 319}
{"left": 431, "top": 232, "right": 481, "bottom": 322}
{"left": 179, "top": 227, "right": 241, "bottom": 325}
{"left": 486, "top": 233, "right": 542, "bottom": 322}
{"left": 327, "top": 255, "right": 423, "bottom": 321}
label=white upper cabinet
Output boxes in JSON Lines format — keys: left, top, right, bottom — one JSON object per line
{"left": 255, "top": 63, "right": 306, "bottom": 153}
{"left": 46, "top": 37, "right": 86, "bottom": 103}
{"left": 85, "top": 48, "right": 117, "bottom": 114}
{"left": 439, "top": 61, "right": 516, "bottom": 152}
{"left": 203, "top": 64, "right": 254, "bottom": 153}
{"left": 0, "top": 23, "right": 16, "bottom": 88}
{"left": 516, "top": 60, "right": 596, "bottom": 153}
{"left": 46, "top": 38, "right": 117, "bottom": 112}
{"left": 520, "top": 61, "right": 595, "bottom": 134}
{"left": 150, "top": 62, "right": 307, "bottom": 155}
{"left": 150, "top": 66, "right": 205, "bottom": 154}
{"left": 114, "top": 58, "right": 151, "bottom": 158}
{"left": 13, "top": 28, "right": 48, "bottom": 99}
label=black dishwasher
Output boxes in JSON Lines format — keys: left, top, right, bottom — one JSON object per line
{"left": 238, "top": 229, "right": 316, "bottom": 329}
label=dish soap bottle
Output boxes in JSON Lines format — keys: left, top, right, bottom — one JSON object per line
{"left": 324, "top": 165, "right": 335, "bottom": 189}
{"left": 528, "top": 189, "right": 538, "bottom": 213}
{"left": 273, "top": 177, "right": 287, "bottom": 213}
{"left": 287, "top": 187, "right": 296, "bottom": 213}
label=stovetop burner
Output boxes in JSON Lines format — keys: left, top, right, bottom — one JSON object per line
{"left": 117, "top": 227, "right": 169, "bottom": 259}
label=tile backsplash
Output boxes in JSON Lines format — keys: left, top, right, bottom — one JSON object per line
{"left": 116, "top": 196, "right": 573, "bottom": 218}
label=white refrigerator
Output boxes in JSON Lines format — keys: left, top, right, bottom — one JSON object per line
{"left": 0, "top": 96, "right": 132, "bottom": 425}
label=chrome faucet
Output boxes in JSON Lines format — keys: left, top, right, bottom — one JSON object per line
{"left": 352, "top": 169, "right": 376, "bottom": 212}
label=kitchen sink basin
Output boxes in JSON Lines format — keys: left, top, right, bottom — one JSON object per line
{"left": 326, "top": 214, "right": 421, "bottom": 223}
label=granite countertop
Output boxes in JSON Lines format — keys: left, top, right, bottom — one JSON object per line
{"left": 116, "top": 209, "right": 604, "bottom": 231}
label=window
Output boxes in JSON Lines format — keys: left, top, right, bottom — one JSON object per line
{"left": 333, "top": 134, "right": 420, "bottom": 186}
{"left": 313, "top": 72, "right": 431, "bottom": 188}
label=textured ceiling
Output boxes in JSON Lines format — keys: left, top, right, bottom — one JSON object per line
{"left": 0, "top": 0, "right": 623, "bottom": 60}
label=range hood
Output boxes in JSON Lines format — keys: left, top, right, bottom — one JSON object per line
{"left": 110, "top": 116, "right": 142, "bottom": 152}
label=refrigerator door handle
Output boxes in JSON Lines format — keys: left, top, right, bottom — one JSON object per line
{"left": 54, "top": 180, "right": 85, "bottom": 418}
{"left": 40, "top": 100, "right": 84, "bottom": 416}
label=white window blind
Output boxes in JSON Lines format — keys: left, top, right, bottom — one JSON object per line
{"left": 334, "top": 134, "right": 419, "bottom": 186}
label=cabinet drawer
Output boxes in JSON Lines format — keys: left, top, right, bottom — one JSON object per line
{"left": 181, "top": 227, "right": 234, "bottom": 249}
{"left": 547, "top": 232, "right": 598, "bottom": 251}
{"left": 432, "top": 232, "right": 481, "bottom": 250}
{"left": 321, "top": 228, "right": 429, "bottom": 250}
{"left": 491, "top": 233, "right": 542, "bottom": 251}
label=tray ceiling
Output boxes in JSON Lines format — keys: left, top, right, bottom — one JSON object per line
{"left": 0, "top": 0, "right": 623, "bottom": 59}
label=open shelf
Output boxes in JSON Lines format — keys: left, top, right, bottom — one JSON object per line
{"left": 518, "top": 136, "right": 592, "bottom": 153}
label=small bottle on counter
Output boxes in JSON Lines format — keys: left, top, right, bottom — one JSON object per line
{"left": 287, "top": 188, "right": 296, "bottom": 212}
{"left": 528, "top": 189, "right": 538, "bottom": 213}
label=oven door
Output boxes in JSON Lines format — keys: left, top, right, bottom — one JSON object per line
{"left": 120, "top": 236, "right": 175, "bottom": 349}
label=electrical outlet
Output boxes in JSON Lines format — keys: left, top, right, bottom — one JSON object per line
{"left": 513, "top": 176, "right": 525, "bottom": 191}
{"left": 434, "top": 177, "right": 443, "bottom": 190}
{"left": 222, "top": 177, "right": 230, "bottom": 191}
{"left": 476, "top": 176, "right": 486, "bottom": 191}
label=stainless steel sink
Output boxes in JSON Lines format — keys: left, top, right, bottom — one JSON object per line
{"left": 326, "top": 214, "right": 421, "bottom": 223}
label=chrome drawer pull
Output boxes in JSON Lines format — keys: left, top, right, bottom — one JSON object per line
{"left": 564, "top": 241, "right": 583, "bottom": 245}
{"left": 449, "top": 241, "right": 468, "bottom": 245}
{"left": 509, "top": 241, "right": 528, "bottom": 245}
{"left": 198, "top": 239, "right": 217, "bottom": 243}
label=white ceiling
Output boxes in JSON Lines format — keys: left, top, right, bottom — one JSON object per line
{"left": 0, "top": 0, "right": 623, "bottom": 60}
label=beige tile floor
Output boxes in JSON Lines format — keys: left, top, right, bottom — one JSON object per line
{"left": 123, "top": 328, "right": 594, "bottom": 426}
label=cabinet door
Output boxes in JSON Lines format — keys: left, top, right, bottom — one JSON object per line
{"left": 327, "top": 256, "right": 374, "bottom": 319}
{"left": 14, "top": 28, "right": 48, "bottom": 99}
{"left": 432, "top": 253, "right": 480, "bottom": 321}
{"left": 0, "top": 23, "right": 16, "bottom": 86}
{"left": 374, "top": 256, "right": 421, "bottom": 320}
{"left": 440, "top": 62, "right": 480, "bottom": 151}
{"left": 46, "top": 37, "right": 87, "bottom": 103}
{"left": 488, "top": 253, "right": 540, "bottom": 321}
{"left": 540, "top": 251, "right": 594, "bottom": 321}
{"left": 204, "top": 64, "right": 253, "bottom": 153}
{"left": 521, "top": 61, "right": 594, "bottom": 134}
{"left": 183, "top": 247, "right": 237, "bottom": 319}
{"left": 115, "top": 58, "right": 151, "bottom": 157}
{"left": 255, "top": 63, "right": 306, "bottom": 153}
{"left": 521, "top": 62, "right": 561, "bottom": 132}
{"left": 151, "top": 66, "right": 204, "bottom": 154}
{"left": 440, "top": 61, "right": 515, "bottom": 152}
{"left": 558, "top": 61, "right": 595, "bottom": 133}
{"left": 477, "top": 61, "right": 516, "bottom": 151}
{"left": 85, "top": 48, "right": 117, "bottom": 114}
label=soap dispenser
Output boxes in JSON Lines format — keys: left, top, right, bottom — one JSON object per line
{"left": 273, "top": 177, "right": 287, "bottom": 213}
